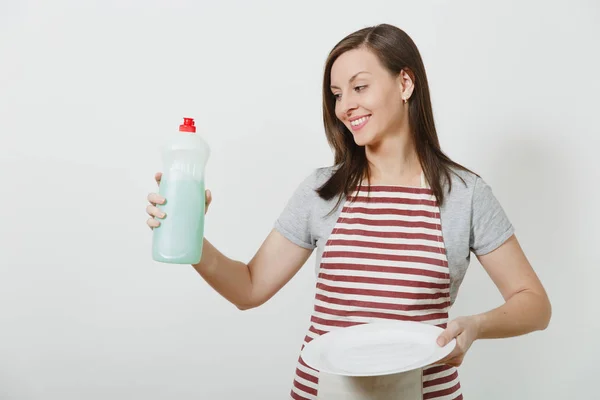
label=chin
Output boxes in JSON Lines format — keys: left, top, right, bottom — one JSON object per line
{"left": 351, "top": 130, "right": 377, "bottom": 147}
{"left": 353, "top": 136, "right": 370, "bottom": 147}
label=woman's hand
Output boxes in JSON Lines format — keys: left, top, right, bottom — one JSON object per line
{"left": 146, "top": 172, "right": 212, "bottom": 229}
{"left": 435, "top": 315, "right": 482, "bottom": 367}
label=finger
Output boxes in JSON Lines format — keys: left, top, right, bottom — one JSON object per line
{"left": 437, "top": 320, "right": 462, "bottom": 347}
{"left": 155, "top": 172, "right": 162, "bottom": 186}
{"left": 205, "top": 189, "right": 212, "bottom": 211}
{"left": 147, "top": 193, "right": 165, "bottom": 206}
{"left": 451, "top": 355, "right": 464, "bottom": 367}
{"left": 437, "top": 346, "right": 462, "bottom": 366}
{"left": 443, "top": 355, "right": 464, "bottom": 367}
{"left": 146, "top": 204, "right": 166, "bottom": 218}
{"left": 147, "top": 217, "right": 160, "bottom": 229}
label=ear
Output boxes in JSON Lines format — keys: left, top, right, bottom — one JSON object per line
{"left": 397, "top": 69, "right": 415, "bottom": 100}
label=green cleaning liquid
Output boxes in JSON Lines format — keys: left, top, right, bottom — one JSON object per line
{"left": 152, "top": 117, "right": 210, "bottom": 265}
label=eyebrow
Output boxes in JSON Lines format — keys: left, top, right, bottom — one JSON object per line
{"left": 330, "top": 71, "right": 371, "bottom": 89}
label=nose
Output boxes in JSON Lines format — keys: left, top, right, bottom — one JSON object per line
{"left": 340, "top": 95, "right": 358, "bottom": 117}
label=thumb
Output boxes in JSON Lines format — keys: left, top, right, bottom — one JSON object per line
{"left": 437, "top": 320, "right": 461, "bottom": 347}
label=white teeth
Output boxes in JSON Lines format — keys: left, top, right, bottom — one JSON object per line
{"left": 351, "top": 116, "right": 370, "bottom": 126}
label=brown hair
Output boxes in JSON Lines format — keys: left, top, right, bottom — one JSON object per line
{"left": 317, "top": 23, "right": 475, "bottom": 207}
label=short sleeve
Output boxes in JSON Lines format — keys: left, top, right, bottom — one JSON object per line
{"left": 470, "top": 177, "right": 515, "bottom": 255}
{"left": 274, "top": 170, "right": 318, "bottom": 249}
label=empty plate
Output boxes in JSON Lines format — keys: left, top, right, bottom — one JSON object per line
{"left": 300, "top": 321, "right": 456, "bottom": 377}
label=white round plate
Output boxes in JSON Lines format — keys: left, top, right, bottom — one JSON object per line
{"left": 300, "top": 321, "right": 456, "bottom": 377}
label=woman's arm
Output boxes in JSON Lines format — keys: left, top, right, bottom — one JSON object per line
{"left": 192, "top": 229, "right": 313, "bottom": 310}
{"left": 437, "top": 234, "right": 551, "bottom": 366}
{"left": 149, "top": 172, "right": 315, "bottom": 311}
{"left": 471, "top": 234, "right": 552, "bottom": 338}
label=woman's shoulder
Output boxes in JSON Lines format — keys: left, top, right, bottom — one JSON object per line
{"left": 282, "top": 165, "right": 337, "bottom": 206}
{"left": 444, "top": 165, "right": 479, "bottom": 191}
{"left": 301, "top": 165, "right": 338, "bottom": 189}
{"left": 443, "top": 164, "right": 496, "bottom": 200}
{"left": 440, "top": 165, "right": 497, "bottom": 212}
{"left": 442, "top": 165, "right": 508, "bottom": 219}
{"left": 443, "top": 165, "right": 514, "bottom": 255}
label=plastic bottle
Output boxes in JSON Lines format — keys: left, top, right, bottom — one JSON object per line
{"left": 152, "top": 117, "right": 210, "bottom": 264}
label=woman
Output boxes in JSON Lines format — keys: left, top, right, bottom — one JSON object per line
{"left": 146, "top": 24, "right": 551, "bottom": 399}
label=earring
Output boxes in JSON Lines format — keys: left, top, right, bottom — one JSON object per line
{"left": 403, "top": 97, "right": 408, "bottom": 104}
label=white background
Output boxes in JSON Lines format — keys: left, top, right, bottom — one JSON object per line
{"left": 1, "top": 0, "right": 598, "bottom": 398}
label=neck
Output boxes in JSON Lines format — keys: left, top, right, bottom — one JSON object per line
{"left": 364, "top": 129, "right": 421, "bottom": 186}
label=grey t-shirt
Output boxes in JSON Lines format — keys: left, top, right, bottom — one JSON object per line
{"left": 274, "top": 166, "right": 515, "bottom": 304}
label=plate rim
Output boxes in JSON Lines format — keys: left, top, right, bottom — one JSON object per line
{"left": 300, "top": 321, "right": 456, "bottom": 377}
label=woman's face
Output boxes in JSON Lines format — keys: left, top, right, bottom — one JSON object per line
{"left": 330, "top": 47, "right": 411, "bottom": 147}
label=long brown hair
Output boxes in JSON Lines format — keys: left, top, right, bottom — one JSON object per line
{"left": 317, "top": 24, "right": 475, "bottom": 207}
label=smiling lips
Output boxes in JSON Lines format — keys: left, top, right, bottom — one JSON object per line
{"left": 349, "top": 115, "right": 371, "bottom": 131}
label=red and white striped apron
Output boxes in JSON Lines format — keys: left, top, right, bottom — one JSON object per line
{"left": 290, "top": 184, "right": 462, "bottom": 399}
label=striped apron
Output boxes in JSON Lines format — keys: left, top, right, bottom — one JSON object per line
{"left": 290, "top": 184, "right": 463, "bottom": 399}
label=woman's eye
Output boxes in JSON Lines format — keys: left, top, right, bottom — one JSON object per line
{"left": 333, "top": 85, "right": 366, "bottom": 101}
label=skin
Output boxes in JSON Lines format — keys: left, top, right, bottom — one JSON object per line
{"left": 146, "top": 47, "right": 551, "bottom": 367}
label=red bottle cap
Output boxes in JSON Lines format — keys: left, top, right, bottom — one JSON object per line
{"left": 179, "top": 117, "right": 196, "bottom": 133}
